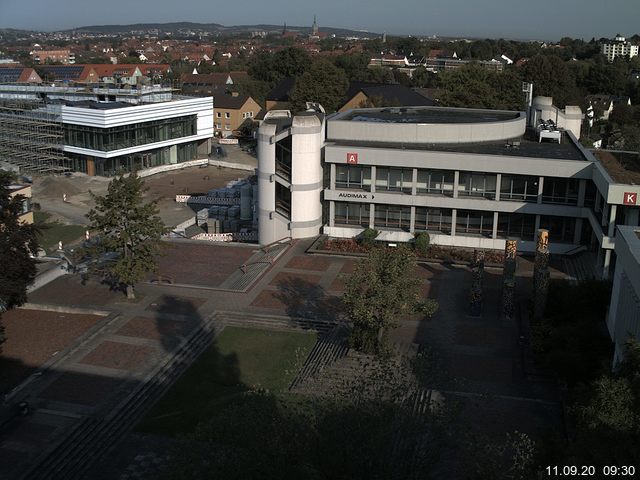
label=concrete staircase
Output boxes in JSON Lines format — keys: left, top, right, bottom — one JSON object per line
{"left": 220, "top": 241, "right": 290, "bottom": 291}
{"left": 216, "top": 310, "right": 337, "bottom": 335}
{"left": 563, "top": 251, "right": 598, "bottom": 284}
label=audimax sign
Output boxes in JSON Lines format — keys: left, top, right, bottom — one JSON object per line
{"left": 338, "top": 192, "right": 375, "bottom": 199}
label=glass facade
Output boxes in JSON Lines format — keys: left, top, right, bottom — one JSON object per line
{"left": 375, "top": 167, "right": 413, "bottom": 193}
{"left": 414, "top": 207, "right": 452, "bottom": 233}
{"left": 335, "top": 165, "right": 372, "bottom": 190}
{"left": 456, "top": 209, "right": 494, "bottom": 237}
{"left": 496, "top": 213, "right": 536, "bottom": 240}
{"left": 64, "top": 141, "right": 201, "bottom": 176}
{"left": 416, "top": 169, "right": 455, "bottom": 196}
{"left": 542, "top": 177, "right": 579, "bottom": 205}
{"left": 458, "top": 172, "right": 497, "bottom": 199}
{"left": 540, "top": 215, "right": 576, "bottom": 243}
{"left": 334, "top": 202, "right": 370, "bottom": 226}
{"left": 275, "top": 136, "right": 292, "bottom": 181}
{"left": 64, "top": 115, "right": 197, "bottom": 152}
{"left": 500, "top": 175, "right": 539, "bottom": 202}
{"left": 373, "top": 204, "right": 411, "bottom": 230}
{"left": 275, "top": 182, "right": 291, "bottom": 216}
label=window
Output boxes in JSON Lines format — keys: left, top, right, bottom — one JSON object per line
{"left": 334, "top": 202, "right": 370, "bottom": 226}
{"left": 216, "top": 112, "right": 221, "bottom": 118}
{"left": 375, "top": 167, "right": 412, "bottom": 193}
{"left": 416, "top": 169, "right": 455, "bottom": 196}
{"left": 242, "top": 113, "right": 246, "bottom": 119}
{"left": 496, "top": 213, "right": 536, "bottom": 240}
{"left": 500, "top": 175, "right": 538, "bottom": 202}
{"left": 458, "top": 172, "right": 497, "bottom": 199}
{"left": 225, "top": 124, "right": 231, "bottom": 130}
{"left": 415, "top": 207, "right": 452, "bottom": 233}
{"left": 335, "top": 165, "right": 371, "bottom": 190}
{"left": 373, "top": 204, "right": 411, "bottom": 231}
{"left": 215, "top": 123, "right": 221, "bottom": 129}
{"left": 542, "top": 178, "right": 579, "bottom": 205}
{"left": 225, "top": 112, "right": 230, "bottom": 119}
{"left": 456, "top": 210, "right": 494, "bottom": 237}
{"left": 249, "top": 111, "right": 254, "bottom": 117}
{"left": 539, "top": 215, "right": 576, "bottom": 243}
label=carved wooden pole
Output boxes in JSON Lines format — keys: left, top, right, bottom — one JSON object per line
{"left": 533, "top": 229, "right": 550, "bottom": 321}
{"left": 502, "top": 238, "right": 517, "bottom": 320}
{"left": 470, "top": 249, "right": 485, "bottom": 316}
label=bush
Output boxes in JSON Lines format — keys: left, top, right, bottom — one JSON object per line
{"left": 414, "top": 232, "right": 430, "bottom": 256}
{"left": 358, "top": 228, "right": 379, "bottom": 247}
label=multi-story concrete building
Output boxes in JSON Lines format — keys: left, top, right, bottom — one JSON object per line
{"left": 31, "top": 49, "right": 75, "bottom": 65}
{"left": 607, "top": 225, "right": 640, "bottom": 364}
{"left": 257, "top": 99, "right": 640, "bottom": 279}
{"left": 601, "top": 34, "right": 639, "bottom": 62}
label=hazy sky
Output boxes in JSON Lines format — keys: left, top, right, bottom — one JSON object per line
{"left": 1, "top": 0, "right": 638, "bottom": 41}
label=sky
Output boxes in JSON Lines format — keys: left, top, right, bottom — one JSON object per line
{"left": 0, "top": 0, "right": 639, "bottom": 41}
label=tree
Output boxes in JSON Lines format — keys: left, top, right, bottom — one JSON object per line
{"left": 344, "top": 246, "right": 433, "bottom": 354}
{"left": 85, "top": 172, "right": 166, "bottom": 299}
{"left": 0, "top": 171, "right": 40, "bottom": 349}
{"left": 289, "top": 59, "right": 349, "bottom": 113}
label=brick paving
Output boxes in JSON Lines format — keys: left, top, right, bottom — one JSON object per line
{"left": 153, "top": 243, "right": 255, "bottom": 287}
{"left": 2, "top": 237, "right": 567, "bottom": 479}
{"left": 27, "top": 275, "right": 130, "bottom": 307}
{"left": 0, "top": 309, "right": 104, "bottom": 395}
{"left": 79, "top": 342, "right": 157, "bottom": 371}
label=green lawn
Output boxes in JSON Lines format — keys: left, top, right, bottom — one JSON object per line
{"left": 34, "top": 211, "right": 86, "bottom": 253}
{"left": 137, "top": 327, "right": 317, "bottom": 436}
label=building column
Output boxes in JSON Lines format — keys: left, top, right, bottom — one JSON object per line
{"left": 453, "top": 171, "right": 460, "bottom": 199}
{"left": 495, "top": 174, "right": 501, "bottom": 201}
{"left": 577, "top": 179, "right": 586, "bottom": 207}
{"left": 411, "top": 168, "right": 418, "bottom": 196}
{"left": 573, "top": 218, "right": 583, "bottom": 244}
{"left": 602, "top": 203, "right": 609, "bottom": 228}
{"left": 329, "top": 163, "right": 336, "bottom": 190}
{"left": 492, "top": 211, "right": 499, "bottom": 239}
{"left": 603, "top": 249, "right": 612, "bottom": 280}
{"left": 608, "top": 204, "right": 617, "bottom": 237}
{"left": 370, "top": 166, "right": 376, "bottom": 193}
{"left": 329, "top": 201, "right": 335, "bottom": 227}
{"left": 534, "top": 215, "right": 541, "bottom": 240}
{"left": 410, "top": 206, "right": 416, "bottom": 233}
{"left": 451, "top": 209, "right": 457, "bottom": 236}
{"left": 369, "top": 203, "right": 375, "bottom": 229}
{"left": 537, "top": 176, "right": 544, "bottom": 204}
{"left": 594, "top": 190, "right": 602, "bottom": 213}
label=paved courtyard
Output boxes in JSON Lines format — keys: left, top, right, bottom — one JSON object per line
{"left": 0, "top": 239, "right": 565, "bottom": 479}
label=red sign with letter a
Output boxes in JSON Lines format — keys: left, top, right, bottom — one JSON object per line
{"left": 346, "top": 152, "right": 358, "bottom": 165}
{"left": 623, "top": 192, "right": 637, "bottom": 205}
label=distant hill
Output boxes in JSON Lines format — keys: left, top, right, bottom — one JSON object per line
{"left": 66, "top": 21, "right": 378, "bottom": 37}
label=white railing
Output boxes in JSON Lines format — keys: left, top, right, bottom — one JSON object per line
{"left": 191, "top": 232, "right": 258, "bottom": 242}
{"left": 175, "top": 194, "right": 240, "bottom": 205}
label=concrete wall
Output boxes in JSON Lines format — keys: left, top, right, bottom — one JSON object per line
{"left": 532, "top": 96, "right": 583, "bottom": 139}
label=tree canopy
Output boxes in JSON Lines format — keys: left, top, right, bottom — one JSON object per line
{"left": 85, "top": 172, "right": 166, "bottom": 299}
{"left": 289, "top": 59, "right": 349, "bottom": 113}
{"left": 0, "top": 171, "right": 39, "bottom": 348}
{"left": 344, "top": 246, "right": 435, "bottom": 354}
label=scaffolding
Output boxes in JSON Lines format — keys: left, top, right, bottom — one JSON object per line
{"left": 0, "top": 99, "right": 68, "bottom": 174}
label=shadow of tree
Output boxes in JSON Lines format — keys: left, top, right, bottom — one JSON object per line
{"left": 273, "top": 278, "right": 344, "bottom": 321}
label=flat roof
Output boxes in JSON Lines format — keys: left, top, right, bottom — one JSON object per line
{"left": 329, "top": 132, "right": 587, "bottom": 162}
{"left": 592, "top": 150, "right": 640, "bottom": 185}
{"left": 335, "top": 106, "right": 521, "bottom": 124}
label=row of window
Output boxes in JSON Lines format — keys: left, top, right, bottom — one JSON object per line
{"left": 334, "top": 165, "right": 580, "bottom": 205}
{"left": 215, "top": 111, "right": 254, "bottom": 119}
{"left": 333, "top": 201, "right": 577, "bottom": 242}
{"left": 214, "top": 124, "right": 232, "bottom": 130}
{"left": 64, "top": 115, "right": 197, "bottom": 152}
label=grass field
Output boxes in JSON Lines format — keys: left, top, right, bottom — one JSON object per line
{"left": 34, "top": 211, "right": 86, "bottom": 253}
{"left": 136, "top": 327, "right": 317, "bottom": 436}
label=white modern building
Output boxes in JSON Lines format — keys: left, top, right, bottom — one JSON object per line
{"left": 607, "top": 225, "right": 640, "bottom": 364}
{"left": 0, "top": 84, "right": 214, "bottom": 176}
{"left": 601, "top": 34, "right": 639, "bottom": 62}
{"left": 257, "top": 99, "right": 640, "bottom": 279}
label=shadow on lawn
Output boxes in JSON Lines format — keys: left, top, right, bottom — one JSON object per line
{"left": 273, "top": 277, "right": 344, "bottom": 321}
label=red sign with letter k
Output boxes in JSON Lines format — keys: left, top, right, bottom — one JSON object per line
{"left": 623, "top": 192, "right": 637, "bottom": 205}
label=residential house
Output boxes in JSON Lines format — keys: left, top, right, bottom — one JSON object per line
{"left": 214, "top": 93, "right": 261, "bottom": 137}
{"left": 8, "top": 184, "right": 33, "bottom": 225}
{"left": 586, "top": 94, "right": 632, "bottom": 121}
{"left": 338, "top": 82, "right": 436, "bottom": 112}
{"left": 0, "top": 66, "right": 42, "bottom": 84}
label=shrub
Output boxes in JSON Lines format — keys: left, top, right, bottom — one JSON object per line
{"left": 414, "top": 232, "right": 430, "bottom": 256}
{"left": 358, "top": 228, "right": 379, "bottom": 247}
